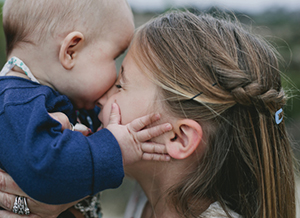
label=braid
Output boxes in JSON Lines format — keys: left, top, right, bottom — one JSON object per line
{"left": 230, "top": 82, "right": 286, "bottom": 114}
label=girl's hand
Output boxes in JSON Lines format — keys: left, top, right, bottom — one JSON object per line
{"left": 0, "top": 169, "right": 81, "bottom": 218}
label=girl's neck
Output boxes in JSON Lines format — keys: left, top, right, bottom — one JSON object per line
{"left": 127, "top": 162, "right": 179, "bottom": 218}
{"left": 128, "top": 161, "right": 213, "bottom": 218}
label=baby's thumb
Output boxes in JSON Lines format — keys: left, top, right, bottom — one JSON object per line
{"left": 108, "top": 103, "right": 121, "bottom": 125}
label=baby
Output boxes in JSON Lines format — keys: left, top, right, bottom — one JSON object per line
{"left": 0, "top": 0, "right": 171, "bottom": 216}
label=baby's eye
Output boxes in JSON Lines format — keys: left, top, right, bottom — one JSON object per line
{"left": 115, "top": 84, "right": 122, "bottom": 89}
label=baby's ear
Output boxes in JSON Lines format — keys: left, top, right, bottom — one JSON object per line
{"left": 59, "top": 31, "right": 84, "bottom": 70}
{"left": 165, "top": 119, "right": 203, "bottom": 159}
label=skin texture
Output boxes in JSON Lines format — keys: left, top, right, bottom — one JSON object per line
{"left": 98, "top": 52, "right": 158, "bottom": 127}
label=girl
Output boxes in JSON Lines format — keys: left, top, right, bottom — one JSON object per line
{"left": 0, "top": 10, "right": 296, "bottom": 218}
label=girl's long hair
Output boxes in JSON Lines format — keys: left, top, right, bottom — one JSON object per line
{"left": 131, "top": 11, "right": 296, "bottom": 218}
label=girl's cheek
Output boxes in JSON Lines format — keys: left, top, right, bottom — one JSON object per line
{"left": 104, "top": 105, "right": 112, "bottom": 127}
{"left": 97, "top": 103, "right": 111, "bottom": 129}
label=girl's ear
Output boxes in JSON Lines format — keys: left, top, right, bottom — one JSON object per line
{"left": 166, "top": 119, "right": 203, "bottom": 159}
{"left": 59, "top": 31, "right": 84, "bottom": 70}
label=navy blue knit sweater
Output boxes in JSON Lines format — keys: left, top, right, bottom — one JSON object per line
{"left": 0, "top": 77, "right": 124, "bottom": 204}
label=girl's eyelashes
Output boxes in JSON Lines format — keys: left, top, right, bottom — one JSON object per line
{"left": 115, "top": 84, "right": 122, "bottom": 89}
{"left": 115, "top": 78, "right": 124, "bottom": 89}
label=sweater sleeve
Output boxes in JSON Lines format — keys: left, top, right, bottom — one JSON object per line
{"left": 0, "top": 95, "right": 124, "bottom": 204}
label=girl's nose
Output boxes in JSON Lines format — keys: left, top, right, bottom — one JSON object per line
{"left": 97, "top": 85, "right": 118, "bottom": 108}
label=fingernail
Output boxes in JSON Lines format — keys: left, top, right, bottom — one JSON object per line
{"left": 155, "top": 113, "right": 161, "bottom": 119}
{"left": 165, "top": 124, "right": 172, "bottom": 130}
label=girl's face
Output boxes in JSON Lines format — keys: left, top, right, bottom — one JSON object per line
{"left": 97, "top": 49, "right": 158, "bottom": 127}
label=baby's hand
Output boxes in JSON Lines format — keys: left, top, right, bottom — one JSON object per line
{"left": 106, "top": 103, "right": 172, "bottom": 165}
{"left": 49, "top": 112, "right": 73, "bottom": 131}
{"left": 49, "top": 112, "right": 91, "bottom": 136}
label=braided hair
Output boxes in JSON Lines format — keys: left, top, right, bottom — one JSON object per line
{"left": 130, "top": 11, "right": 295, "bottom": 218}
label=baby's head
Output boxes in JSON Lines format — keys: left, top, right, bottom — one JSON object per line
{"left": 3, "top": 0, "right": 134, "bottom": 109}
{"left": 128, "top": 11, "right": 293, "bottom": 217}
{"left": 3, "top": 0, "right": 133, "bottom": 55}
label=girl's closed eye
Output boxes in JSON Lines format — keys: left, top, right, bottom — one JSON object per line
{"left": 115, "top": 84, "right": 122, "bottom": 89}
{"left": 115, "top": 66, "right": 125, "bottom": 89}
{"left": 115, "top": 78, "right": 124, "bottom": 89}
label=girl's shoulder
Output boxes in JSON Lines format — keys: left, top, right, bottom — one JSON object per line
{"left": 124, "top": 183, "right": 147, "bottom": 218}
{"left": 200, "top": 202, "right": 242, "bottom": 218}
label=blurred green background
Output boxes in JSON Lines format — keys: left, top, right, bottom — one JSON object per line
{"left": 0, "top": 2, "right": 299, "bottom": 217}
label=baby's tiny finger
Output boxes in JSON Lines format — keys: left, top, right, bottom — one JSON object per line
{"left": 137, "top": 123, "right": 172, "bottom": 142}
{"left": 129, "top": 113, "right": 161, "bottom": 132}
{"left": 141, "top": 143, "right": 168, "bottom": 154}
{"left": 142, "top": 153, "right": 171, "bottom": 161}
